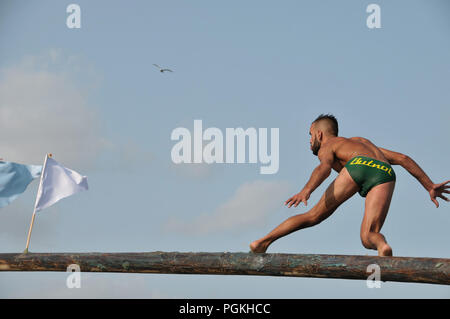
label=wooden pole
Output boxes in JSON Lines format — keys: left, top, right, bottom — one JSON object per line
{"left": 24, "top": 154, "right": 51, "bottom": 254}
{"left": 0, "top": 252, "right": 448, "bottom": 285}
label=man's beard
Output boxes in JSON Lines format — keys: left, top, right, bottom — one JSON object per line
{"left": 311, "top": 140, "right": 320, "bottom": 156}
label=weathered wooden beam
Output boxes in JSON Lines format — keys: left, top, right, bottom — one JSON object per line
{"left": 0, "top": 252, "right": 448, "bottom": 285}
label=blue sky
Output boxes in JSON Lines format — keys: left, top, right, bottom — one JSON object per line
{"left": 0, "top": 0, "right": 449, "bottom": 298}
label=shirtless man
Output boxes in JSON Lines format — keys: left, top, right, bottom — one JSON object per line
{"left": 250, "top": 114, "right": 449, "bottom": 256}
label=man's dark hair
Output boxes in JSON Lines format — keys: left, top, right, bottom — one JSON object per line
{"left": 312, "top": 113, "right": 339, "bottom": 136}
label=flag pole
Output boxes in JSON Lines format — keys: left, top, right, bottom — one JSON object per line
{"left": 23, "top": 153, "right": 51, "bottom": 254}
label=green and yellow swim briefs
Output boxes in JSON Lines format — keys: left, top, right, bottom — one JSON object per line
{"left": 344, "top": 156, "right": 396, "bottom": 197}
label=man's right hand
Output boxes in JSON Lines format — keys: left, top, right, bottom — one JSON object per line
{"left": 285, "top": 190, "right": 311, "bottom": 208}
{"left": 429, "top": 180, "right": 450, "bottom": 208}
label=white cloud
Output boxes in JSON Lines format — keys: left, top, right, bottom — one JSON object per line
{"left": 165, "top": 180, "right": 291, "bottom": 235}
{"left": 0, "top": 50, "right": 107, "bottom": 169}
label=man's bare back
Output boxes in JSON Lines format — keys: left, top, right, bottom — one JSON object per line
{"left": 317, "top": 136, "right": 390, "bottom": 173}
{"left": 250, "top": 114, "right": 449, "bottom": 256}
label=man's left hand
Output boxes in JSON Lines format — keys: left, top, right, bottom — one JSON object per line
{"left": 429, "top": 180, "right": 450, "bottom": 208}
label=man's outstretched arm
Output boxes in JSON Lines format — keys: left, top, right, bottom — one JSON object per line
{"left": 285, "top": 147, "right": 333, "bottom": 208}
{"left": 379, "top": 147, "right": 449, "bottom": 207}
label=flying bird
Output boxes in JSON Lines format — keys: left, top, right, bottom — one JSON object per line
{"left": 153, "top": 64, "right": 173, "bottom": 73}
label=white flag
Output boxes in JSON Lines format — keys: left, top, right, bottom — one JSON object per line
{"left": 34, "top": 157, "right": 88, "bottom": 212}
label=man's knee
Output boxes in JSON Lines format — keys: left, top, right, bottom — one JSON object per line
{"left": 360, "top": 232, "right": 373, "bottom": 249}
{"left": 307, "top": 206, "right": 336, "bottom": 226}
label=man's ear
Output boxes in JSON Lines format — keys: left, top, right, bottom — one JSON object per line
{"left": 317, "top": 130, "right": 323, "bottom": 141}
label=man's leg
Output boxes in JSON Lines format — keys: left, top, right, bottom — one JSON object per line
{"left": 250, "top": 167, "right": 359, "bottom": 253}
{"left": 360, "top": 181, "right": 395, "bottom": 256}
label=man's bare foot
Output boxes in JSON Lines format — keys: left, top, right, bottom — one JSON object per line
{"left": 378, "top": 244, "right": 393, "bottom": 257}
{"left": 249, "top": 239, "right": 269, "bottom": 253}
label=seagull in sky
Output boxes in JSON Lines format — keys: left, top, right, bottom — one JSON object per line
{"left": 153, "top": 64, "right": 173, "bottom": 73}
